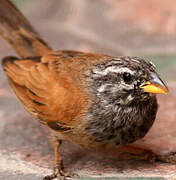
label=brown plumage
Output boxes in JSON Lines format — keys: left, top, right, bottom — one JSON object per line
{"left": 2, "top": 50, "right": 168, "bottom": 180}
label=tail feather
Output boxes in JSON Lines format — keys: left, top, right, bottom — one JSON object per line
{"left": 2, "top": 56, "right": 19, "bottom": 69}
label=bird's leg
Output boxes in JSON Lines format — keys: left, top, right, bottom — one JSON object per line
{"left": 43, "top": 139, "right": 78, "bottom": 180}
{"left": 43, "top": 140, "right": 64, "bottom": 180}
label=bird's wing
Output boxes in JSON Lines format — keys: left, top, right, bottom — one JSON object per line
{"left": 2, "top": 51, "right": 89, "bottom": 131}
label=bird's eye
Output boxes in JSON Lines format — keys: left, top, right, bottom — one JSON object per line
{"left": 123, "top": 72, "right": 132, "bottom": 83}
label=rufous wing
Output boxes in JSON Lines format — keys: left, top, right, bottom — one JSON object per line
{"left": 2, "top": 52, "right": 88, "bottom": 131}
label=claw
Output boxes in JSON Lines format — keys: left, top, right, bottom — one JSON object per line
{"left": 43, "top": 166, "right": 79, "bottom": 180}
{"left": 43, "top": 140, "right": 79, "bottom": 180}
{"left": 157, "top": 152, "right": 176, "bottom": 164}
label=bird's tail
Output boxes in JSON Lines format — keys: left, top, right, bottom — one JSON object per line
{"left": 0, "top": 0, "right": 52, "bottom": 58}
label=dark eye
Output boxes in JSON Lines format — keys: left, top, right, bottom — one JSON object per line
{"left": 123, "top": 72, "right": 132, "bottom": 83}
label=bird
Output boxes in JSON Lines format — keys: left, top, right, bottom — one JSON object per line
{"left": 2, "top": 50, "right": 168, "bottom": 180}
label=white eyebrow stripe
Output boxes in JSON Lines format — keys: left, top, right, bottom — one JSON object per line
{"left": 93, "top": 66, "right": 134, "bottom": 76}
{"left": 130, "top": 59, "right": 140, "bottom": 63}
{"left": 149, "top": 61, "right": 156, "bottom": 68}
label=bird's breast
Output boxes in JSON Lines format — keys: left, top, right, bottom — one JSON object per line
{"left": 85, "top": 96, "right": 158, "bottom": 146}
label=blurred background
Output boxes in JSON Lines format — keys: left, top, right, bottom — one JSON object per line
{"left": 0, "top": 0, "right": 176, "bottom": 179}
{"left": 2, "top": 0, "right": 176, "bottom": 80}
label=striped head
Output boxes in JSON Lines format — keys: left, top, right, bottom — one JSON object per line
{"left": 87, "top": 56, "right": 168, "bottom": 106}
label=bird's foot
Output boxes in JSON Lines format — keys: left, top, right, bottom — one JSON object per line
{"left": 139, "top": 150, "right": 176, "bottom": 164}
{"left": 43, "top": 165, "right": 79, "bottom": 180}
{"left": 157, "top": 152, "right": 176, "bottom": 164}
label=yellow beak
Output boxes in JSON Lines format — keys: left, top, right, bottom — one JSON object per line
{"left": 140, "top": 73, "right": 169, "bottom": 95}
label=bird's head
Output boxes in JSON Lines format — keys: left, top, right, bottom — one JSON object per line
{"left": 89, "top": 56, "right": 168, "bottom": 106}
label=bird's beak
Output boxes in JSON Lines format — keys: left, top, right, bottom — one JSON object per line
{"left": 140, "top": 73, "right": 169, "bottom": 95}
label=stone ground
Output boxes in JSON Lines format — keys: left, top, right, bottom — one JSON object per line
{"left": 0, "top": 0, "right": 176, "bottom": 179}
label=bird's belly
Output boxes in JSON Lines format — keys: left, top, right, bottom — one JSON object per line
{"left": 52, "top": 120, "right": 154, "bottom": 149}
{"left": 89, "top": 121, "right": 154, "bottom": 146}
{"left": 51, "top": 98, "right": 158, "bottom": 148}
{"left": 85, "top": 101, "right": 157, "bottom": 146}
